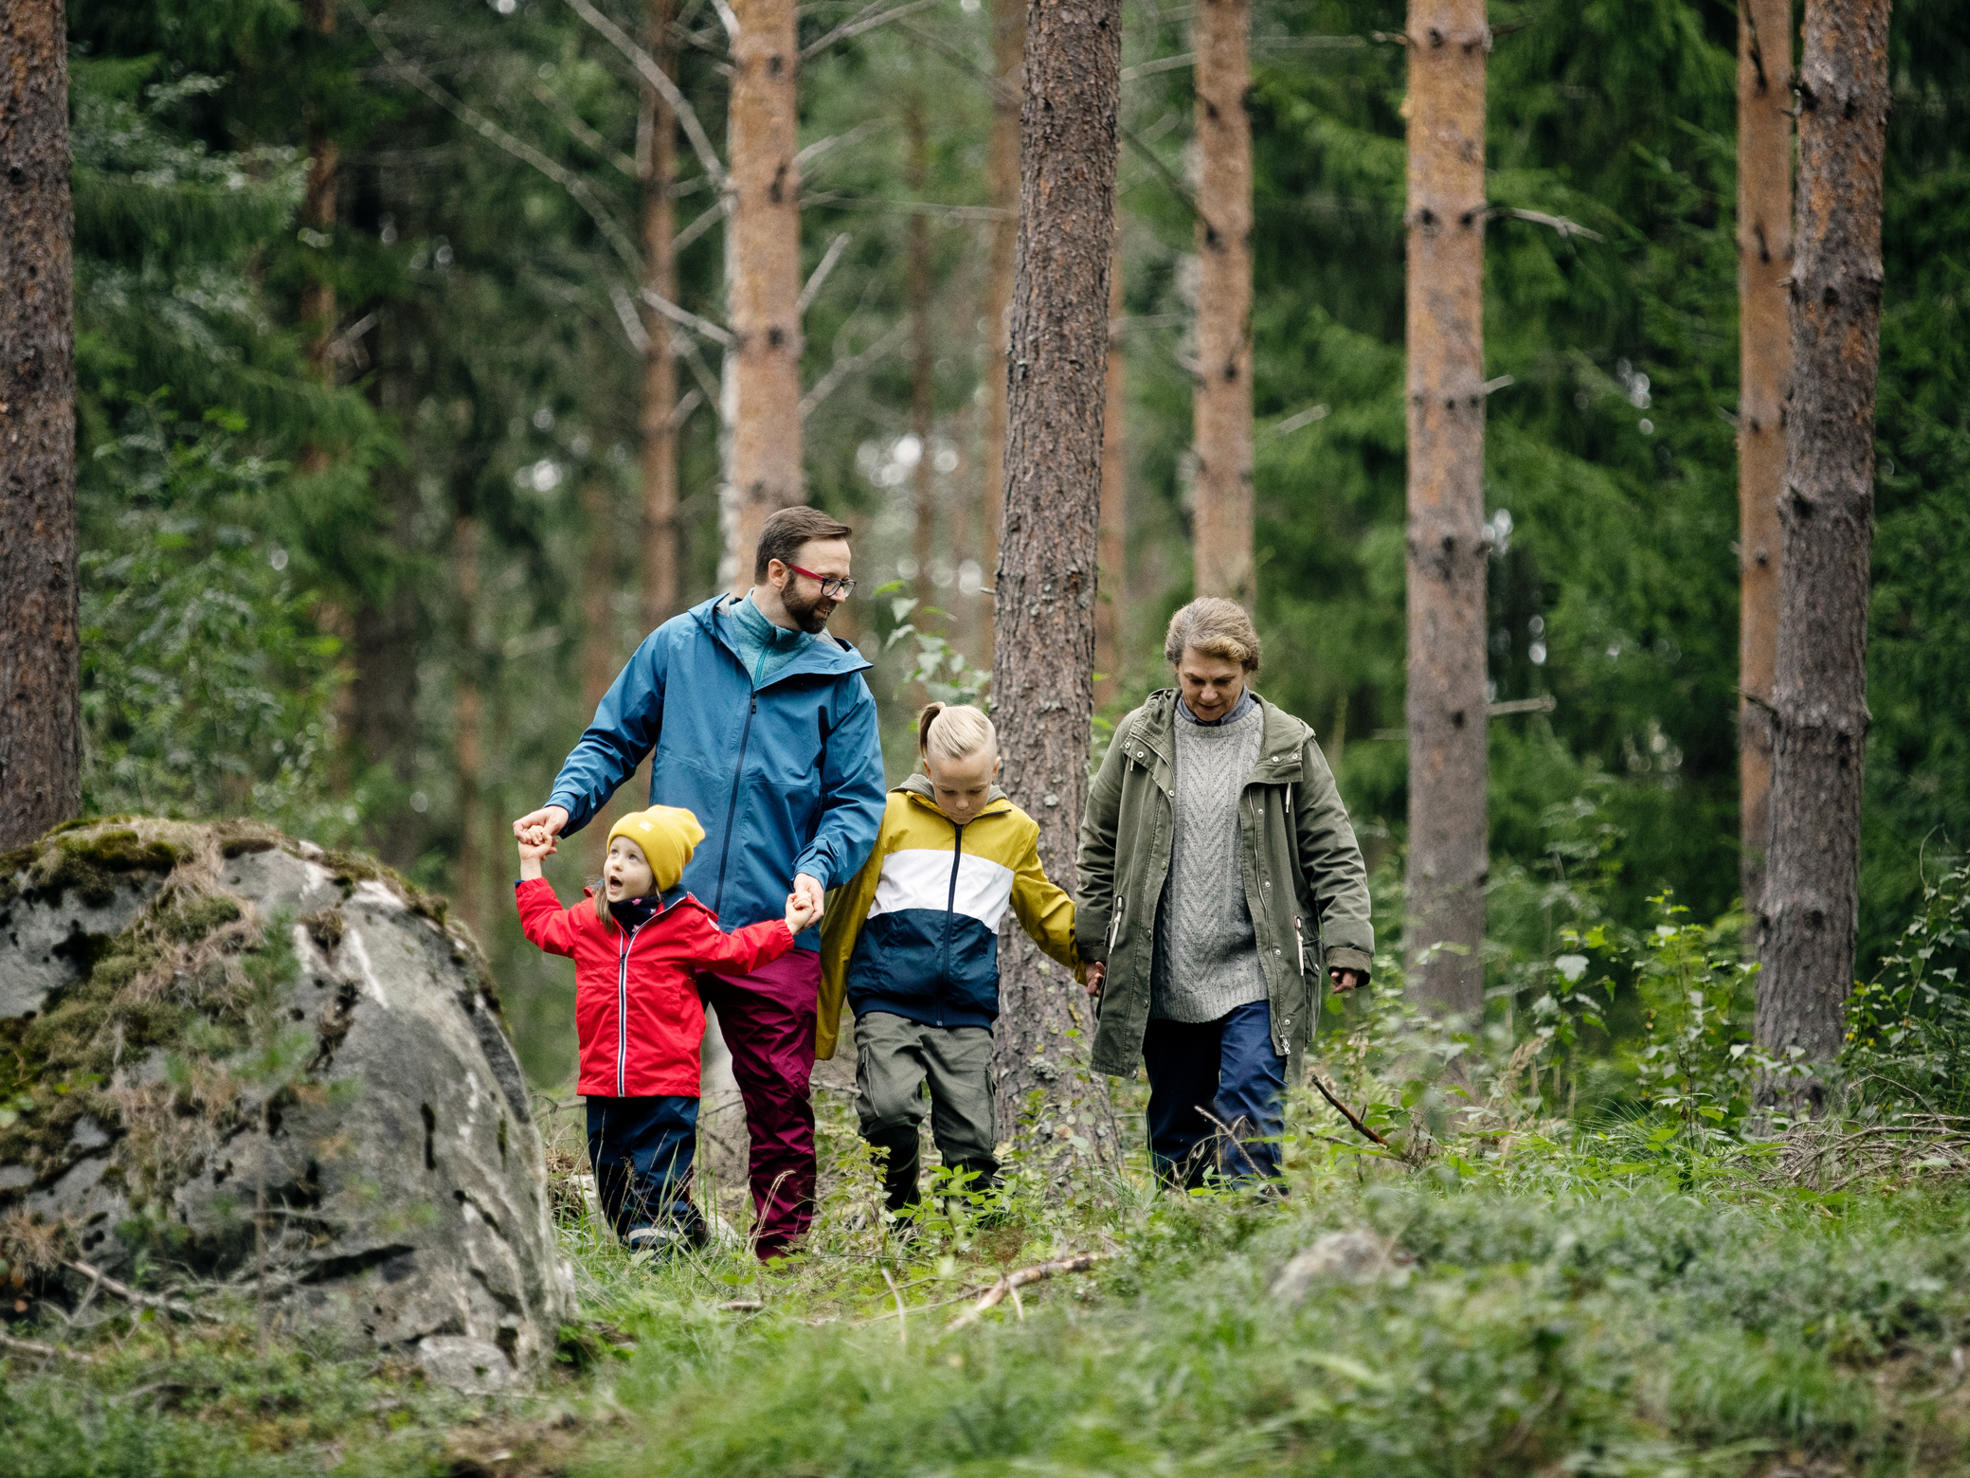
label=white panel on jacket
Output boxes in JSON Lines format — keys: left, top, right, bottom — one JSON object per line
{"left": 868, "top": 847, "right": 1016, "bottom": 930}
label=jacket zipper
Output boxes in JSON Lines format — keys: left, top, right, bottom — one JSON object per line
{"left": 615, "top": 914, "right": 651, "bottom": 1095}
{"left": 940, "top": 820, "right": 966, "bottom": 1028}
{"left": 711, "top": 692, "right": 758, "bottom": 915}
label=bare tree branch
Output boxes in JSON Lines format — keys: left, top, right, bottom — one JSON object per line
{"left": 709, "top": 0, "right": 740, "bottom": 41}
{"left": 801, "top": 191, "right": 1009, "bottom": 221}
{"left": 529, "top": 79, "right": 639, "bottom": 177}
{"left": 1121, "top": 52, "right": 1193, "bottom": 81}
{"left": 1486, "top": 205, "right": 1606, "bottom": 241}
{"left": 674, "top": 195, "right": 731, "bottom": 253}
{"left": 1259, "top": 401, "right": 1329, "bottom": 441}
{"left": 796, "top": 116, "right": 893, "bottom": 172}
{"left": 671, "top": 385, "right": 706, "bottom": 428}
{"left": 900, "top": 19, "right": 1016, "bottom": 105}
{"left": 561, "top": 0, "right": 729, "bottom": 189}
{"left": 797, "top": 232, "right": 853, "bottom": 314}
{"left": 610, "top": 283, "right": 654, "bottom": 353}
{"left": 640, "top": 286, "right": 735, "bottom": 344}
{"left": 800, "top": 0, "right": 945, "bottom": 60}
{"left": 351, "top": 2, "right": 642, "bottom": 272}
{"left": 800, "top": 319, "right": 908, "bottom": 419}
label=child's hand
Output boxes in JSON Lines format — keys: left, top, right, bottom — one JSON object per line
{"left": 517, "top": 826, "right": 557, "bottom": 863}
{"left": 784, "top": 891, "right": 818, "bottom": 933}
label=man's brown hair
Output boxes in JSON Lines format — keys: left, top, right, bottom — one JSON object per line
{"left": 755, "top": 505, "right": 853, "bottom": 582}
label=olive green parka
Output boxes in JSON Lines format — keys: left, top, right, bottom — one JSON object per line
{"left": 1075, "top": 689, "right": 1374, "bottom": 1078}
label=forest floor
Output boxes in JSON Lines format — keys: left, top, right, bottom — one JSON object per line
{"left": 6, "top": 1092, "right": 1970, "bottom": 1477}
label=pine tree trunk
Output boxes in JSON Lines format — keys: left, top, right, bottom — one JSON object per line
{"left": 976, "top": 0, "right": 1023, "bottom": 654}
{"left": 581, "top": 477, "right": 619, "bottom": 707}
{"left": 1190, "top": 0, "right": 1254, "bottom": 607}
{"left": 0, "top": 0, "right": 79, "bottom": 848}
{"left": 453, "top": 513, "right": 486, "bottom": 941}
{"left": 1096, "top": 252, "right": 1126, "bottom": 705}
{"left": 721, "top": 0, "right": 802, "bottom": 590}
{"left": 639, "top": 0, "right": 681, "bottom": 630}
{"left": 990, "top": 0, "right": 1121, "bottom": 1157}
{"left": 1737, "top": 0, "right": 1793, "bottom": 924}
{"left": 1402, "top": 0, "right": 1489, "bottom": 1020}
{"left": 1755, "top": 0, "right": 1891, "bottom": 1093}
{"left": 301, "top": 0, "right": 339, "bottom": 385}
{"left": 908, "top": 95, "right": 935, "bottom": 607}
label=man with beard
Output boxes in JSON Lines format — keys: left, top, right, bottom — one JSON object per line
{"left": 514, "top": 506, "right": 887, "bottom": 1258}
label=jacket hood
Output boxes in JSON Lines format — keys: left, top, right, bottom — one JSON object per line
{"left": 897, "top": 771, "right": 1012, "bottom": 817}
{"left": 689, "top": 593, "right": 872, "bottom": 686}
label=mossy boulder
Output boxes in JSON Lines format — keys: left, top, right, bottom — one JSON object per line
{"left": 0, "top": 819, "right": 569, "bottom": 1386}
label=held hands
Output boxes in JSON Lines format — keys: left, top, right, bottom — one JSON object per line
{"left": 515, "top": 824, "right": 556, "bottom": 881}
{"left": 512, "top": 804, "right": 570, "bottom": 845}
{"left": 784, "top": 890, "right": 820, "bottom": 934}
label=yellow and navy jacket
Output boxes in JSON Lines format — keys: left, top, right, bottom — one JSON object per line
{"left": 816, "top": 774, "right": 1082, "bottom": 1058}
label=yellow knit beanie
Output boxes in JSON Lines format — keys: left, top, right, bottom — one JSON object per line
{"left": 604, "top": 805, "right": 705, "bottom": 893}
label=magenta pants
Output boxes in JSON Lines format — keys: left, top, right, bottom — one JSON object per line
{"left": 700, "top": 948, "right": 819, "bottom": 1259}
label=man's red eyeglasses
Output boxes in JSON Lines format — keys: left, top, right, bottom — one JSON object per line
{"left": 785, "top": 564, "right": 856, "bottom": 599}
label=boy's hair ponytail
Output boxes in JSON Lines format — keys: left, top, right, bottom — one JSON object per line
{"left": 918, "top": 702, "right": 996, "bottom": 767}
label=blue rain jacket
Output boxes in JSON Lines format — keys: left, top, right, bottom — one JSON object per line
{"left": 544, "top": 595, "right": 888, "bottom": 952}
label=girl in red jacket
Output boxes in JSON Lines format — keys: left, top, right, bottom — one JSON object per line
{"left": 517, "top": 805, "right": 815, "bottom": 1253}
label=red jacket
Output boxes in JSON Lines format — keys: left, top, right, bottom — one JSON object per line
{"left": 516, "top": 878, "right": 795, "bottom": 1097}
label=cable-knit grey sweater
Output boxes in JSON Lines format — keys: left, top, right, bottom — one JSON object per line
{"left": 1149, "top": 694, "right": 1268, "bottom": 1022}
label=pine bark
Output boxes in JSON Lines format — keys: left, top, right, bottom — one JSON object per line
{"left": 1190, "top": 0, "right": 1254, "bottom": 607}
{"left": 1402, "top": 0, "right": 1489, "bottom": 1019}
{"left": 977, "top": 0, "right": 1024, "bottom": 653}
{"left": 1737, "top": 0, "right": 1793, "bottom": 922}
{"left": 0, "top": 0, "right": 79, "bottom": 848}
{"left": 721, "top": 0, "right": 802, "bottom": 590}
{"left": 639, "top": 0, "right": 681, "bottom": 630}
{"left": 908, "top": 95, "right": 935, "bottom": 606}
{"left": 1755, "top": 0, "right": 1891, "bottom": 1088}
{"left": 1096, "top": 253, "right": 1126, "bottom": 705}
{"left": 301, "top": 0, "right": 339, "bottom": 384}
{"left": 453, "top": 513, "right": 486, "bottom": 941}
{"left": 990, "top": 0, "right": 1121, "bottom": 1155}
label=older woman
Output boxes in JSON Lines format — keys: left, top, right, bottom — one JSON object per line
{"left": 1076, "top": 598, "right": 1373, "bottom": 1186}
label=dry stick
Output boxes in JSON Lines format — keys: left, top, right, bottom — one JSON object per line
{"left": 880, "top": 1264, "right": 908, "bottom": 1347}
{"left": 948, "top": 1253, "right": 1106, "bottom": 1331}
{"left": 0, "top": 1331, "right": 95, "bottom": 1364}
{"left": 1307, "top": 1070, "right": 1390, "bottom": 1147}
{"left": 64, "top": 1260, "right": 220, "bottom": 1324}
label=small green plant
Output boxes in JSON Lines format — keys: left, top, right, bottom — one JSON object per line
{"left": 875, "top": 586, "right": 990, "bottom": 706}
{"left": 1845, "top": 859, "right": 1970, "bottom": 1115}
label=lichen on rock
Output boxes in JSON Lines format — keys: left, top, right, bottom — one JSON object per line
{"left": 0, "top": 819, "right": 568, "bottom": 1382}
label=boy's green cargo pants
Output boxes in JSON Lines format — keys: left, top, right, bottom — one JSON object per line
{"left": 852, "top": 1010, "right": 998, "bottom": 1212}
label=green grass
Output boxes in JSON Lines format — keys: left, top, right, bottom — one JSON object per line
{"left": 7, "top": 1103, "right": 1970, "bottom": 1477}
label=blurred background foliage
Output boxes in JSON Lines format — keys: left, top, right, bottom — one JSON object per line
{"left": 66, "top": 0, "right": 1970, "bottom": 1087}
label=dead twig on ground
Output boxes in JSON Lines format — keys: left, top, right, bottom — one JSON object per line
{"left": 65, "top": 1260, "right": 220, "bottom": 1324}
{"left": 948, "top": 1253, "right": 1106, "bottom": 1331}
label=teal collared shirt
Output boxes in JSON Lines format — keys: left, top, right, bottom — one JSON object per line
{"left": 730, "top": 590, "right": 814, "bottom": 688}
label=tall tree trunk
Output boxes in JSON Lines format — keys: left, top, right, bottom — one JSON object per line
{"left": 908, "top": 95, "right": 935, "bottom": 608}
{"left": 453, "top": 512, "right": 486, "bottom": 941}
{"left": 1755, "top": 0, "right": 1891, "bottom": 1094}
{"left": 1190, "top": 0, "right": 1253, "bottom": 607}
{"left": 0, "top": 0, "right": 79, "bottom": 848}
{"left": 721, "top": 0, "right": 802, "bottom": 590}
{"left": 1402, "top": 0, "right": 1489, "bottom": 1020}
{"left": 301, "top": 0, "right": 339, "bottom": 386}
{"left": 1095, "top": 252, "right": 1126, "bottom": 705}
{"left": 581, "top": 476, "right": 619, "bottom": 707}
{"left": 977, "top": 0, "right": 1024, "bottom": 654}
{"left": 990, "top": 0, "right": 1121, "bottom": 1156}
{"left": 1737, "top": 0, "right": 1793, "bottom": 923}
{"left": 639, "top": 0, "right": 681, "bottom": 630}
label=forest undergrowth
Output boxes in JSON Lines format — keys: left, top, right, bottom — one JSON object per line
{"left": 6, "top": 866, "right": 1970, "bottom": 1477}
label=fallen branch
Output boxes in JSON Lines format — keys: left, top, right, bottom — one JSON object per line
{"left": 716, "top": 1298, "right": 764, "bottom": 1313}
{"left": 880, "top": 1264, "right": 908, "bottom": 1347}
{"left": 1307, "top": 1071, "right": 1390, "bottom": 1147}
{"left": 66, "top": 1260, "right": 221, "bottom": 1324}
{"left": 0, "top": 1331, "right": 95, "bottom": 1363}
{"left": 949, "top": 1253, "right": 1105, "bottom": 1330}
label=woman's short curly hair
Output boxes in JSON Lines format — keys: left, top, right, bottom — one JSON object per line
{"left": 1163, "top": 597, "right": 1261, "bottom": 673}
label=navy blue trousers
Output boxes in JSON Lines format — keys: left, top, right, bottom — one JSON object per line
{"left": 1141, "top": 999, "right": 1287, "bottom": 1187}
{"left": 586, "top": 1095, "right": 708, "bottom": 1245}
